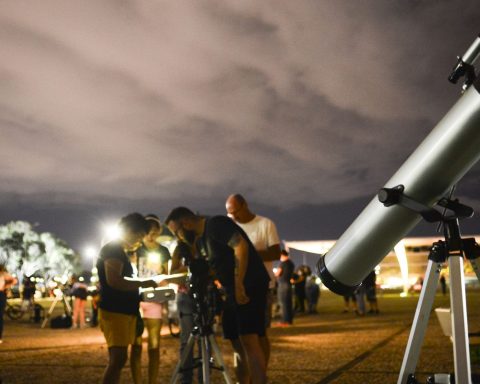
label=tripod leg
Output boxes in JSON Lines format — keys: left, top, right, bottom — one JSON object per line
{"left": 170, "top": 334, "right": 197, "bottom": 384}
{"left": 63, "top": 296, "right": 72, "bottom": 315}
{"left": 41, "top": 297, "right": 59, "bottom": 329}
{"left": 208, "top": 334, "right": 234, "bottom": 384}
{"left": 201, "top": 336, "right": 211, "bottom": 383}
{"left": 448, "top": 256, "right": 472, "bottom": 384}
{"left": 398, "top": 260, "right": 441, "bottom": 384}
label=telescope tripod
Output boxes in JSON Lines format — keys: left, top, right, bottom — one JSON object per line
{"left": 41, "top": 293, "right": 72, "bottom": 329}
{"left": 398, "top": 218, "right": 480, "bottom": 384}
{"left": 170, "top": 322, "right": 233, "bottom": 384}
{"left": 379, "top": 186, "right": 480, "bottom": 383}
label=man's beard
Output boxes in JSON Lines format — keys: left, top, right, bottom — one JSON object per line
{"left": 182, "top": 229, "right": 196, "bottom": 246}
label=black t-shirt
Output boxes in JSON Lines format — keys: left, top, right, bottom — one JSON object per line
{"left": 196, "top": 216, "right": 270, "bottom": 297}
{"left": 97, "top": 241, "right": 140, "bottom": 315}
{"left": 278, "top": 259, "right": 295, "bottom": 284}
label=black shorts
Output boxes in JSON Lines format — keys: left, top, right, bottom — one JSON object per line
{"left": 222, "top": 289, "right": 267, "bottom": 340}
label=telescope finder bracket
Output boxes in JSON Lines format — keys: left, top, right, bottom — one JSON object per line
{"left": 448, "top": 33, "right": 480, "bottom": 92}
{"left": 378, "top": 185, "right": 474, "bottom": 223}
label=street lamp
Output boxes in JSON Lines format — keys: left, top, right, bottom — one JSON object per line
{"left": 101, "top": 222, "right": 122, "bottom": 246}
{"left": 84, "top": 246, "right": 97, "bottom": 271}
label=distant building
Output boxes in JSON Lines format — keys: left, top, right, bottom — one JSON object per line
{"left": 284, "top": 235, "right": 480, "bottom": 294}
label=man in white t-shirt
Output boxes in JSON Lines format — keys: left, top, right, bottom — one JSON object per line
{"left": 225, "top": 194, "right": 281, "bottom": 375}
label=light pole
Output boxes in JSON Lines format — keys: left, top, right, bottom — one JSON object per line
{"left": 84, "top": 246, "right": 98, "bottom": 271}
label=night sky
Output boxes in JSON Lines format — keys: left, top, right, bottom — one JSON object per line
{"left": 1, "top": 1, "right": 480, "bottom": 254}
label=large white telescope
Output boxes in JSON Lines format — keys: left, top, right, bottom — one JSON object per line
{"left": 318, "top": 34, "right": 480, "bottom": 295}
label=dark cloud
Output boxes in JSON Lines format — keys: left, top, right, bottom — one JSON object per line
{"left": 1, "top": 1, "right": 480, "bottom": 250}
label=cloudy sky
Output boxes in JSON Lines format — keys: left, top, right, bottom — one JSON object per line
{"left": 1, "top": 1, "right": 480, "bottom": 252}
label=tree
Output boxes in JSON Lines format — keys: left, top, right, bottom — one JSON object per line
{"left": 0, "top": 221, "right": 80, "bottom": 280}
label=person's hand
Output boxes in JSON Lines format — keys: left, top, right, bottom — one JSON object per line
{"left": 235, "top": 282, "right": 250, "bottom": 305}
{"left": 156, "top": 279, "right": 168, "bottom": 287}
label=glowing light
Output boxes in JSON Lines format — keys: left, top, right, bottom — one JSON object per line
{"left": 84, "top": 246, "right": 97, "bottom": 259}
{"left": 394, "top": 240, "right": 409, "bottom": 296}
{"left": 147, "top": 252, "right": 161, "bottom": 264}
{"left": 102, "top": 222, "right": 122, "bottom": 244}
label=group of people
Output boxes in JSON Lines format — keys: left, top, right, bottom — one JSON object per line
{"left": 274, "top": 252, "right": 321, "bottom": 326}
{"left": 342, "top": 270, "right": 379, "bottom": 316}
{"left": 96, "top": 194, "right": 284, "bottom": 384}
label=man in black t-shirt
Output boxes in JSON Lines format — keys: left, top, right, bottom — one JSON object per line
{"left": 275, "top": 250, "right": 295, "bottom": 325}
{"left": 165, "top": 207, "right": 270, "bottom": 384}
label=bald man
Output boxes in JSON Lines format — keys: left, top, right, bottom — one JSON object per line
{"left": 225, "top": 194, "right": 281, "bottom": 373}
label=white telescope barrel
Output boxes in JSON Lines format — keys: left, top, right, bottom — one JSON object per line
{"left": 462, "top": 34, "right": 480, "bottom": 65}
{"left": 318, "top": 77, "right": 480, "bottom": 295}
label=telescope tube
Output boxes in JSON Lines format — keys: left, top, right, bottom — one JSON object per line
{"left": 318, "top": 76, "right": 480, "bottom": 295}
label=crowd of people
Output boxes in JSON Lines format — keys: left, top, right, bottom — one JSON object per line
{"left": 0, "top": 193, "right": 360, "bottom": 384}
{"left": 92, "top": 193, "right": 321, "bottom": 384}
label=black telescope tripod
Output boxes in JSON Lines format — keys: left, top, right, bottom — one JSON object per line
{"left": 379, "top": 185, "right": 480, "bottom": 384}
{"left": 170, "top": 280, "right": 233, "bottom": 384}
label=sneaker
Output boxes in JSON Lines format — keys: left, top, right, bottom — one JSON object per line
{"left": 274, "top": 322, "right": 291, "bottom": 328}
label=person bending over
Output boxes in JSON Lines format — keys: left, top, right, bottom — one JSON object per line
{"left": 166, "top": 207, "right": 270, "bottom": 384}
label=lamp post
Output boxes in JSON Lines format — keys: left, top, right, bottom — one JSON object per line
{"left": 84, "top": 246, "right": 97, "bottom": 271}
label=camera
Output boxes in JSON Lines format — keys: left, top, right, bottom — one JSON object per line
{"left": 187, "top": 258, "right": 220, "bottom": 332}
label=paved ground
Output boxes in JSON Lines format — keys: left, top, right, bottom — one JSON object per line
{"left": 1, "top": 289, "right": 479, "bottom": 384}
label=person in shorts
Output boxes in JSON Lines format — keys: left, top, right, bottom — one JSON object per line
{"left": 96, "top": 213, "right": 158, "bottom": 384}
{"left": 225, "top": 194, "right": 281, "bottom": 376}
{"left": 130, "top": 215, "right": 171, "bottom": 384}
{"left": 165, "top": 207, "right": 270, "bottom": 384}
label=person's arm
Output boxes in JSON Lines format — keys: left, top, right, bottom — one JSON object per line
{"left": 228, "top": 232, "right": 250, "bottom": 305}
{"left": 4, "top": 273, "right": 17, "bottom": 290}
{"left": 257, "top": 244, "right": 281, "bottom": 262}
{"left": 104, "top": 258, "right": 157, "bottom": 291}
{"left": 170, "top": 254, "right": 188, "bottom": 275}
{"left": 258, "top": 220, "right": 281, "bottom": 262}
{"left": 274, "top": 265, "right": 283, "bottom": 277}
{"left": 170, "top": 243, "right": 190, "bottom": 275}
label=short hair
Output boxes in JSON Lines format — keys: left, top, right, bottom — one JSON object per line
{"left": 165, "top": 207, "right": 196, "bottom": 225}
{"left": 119, "top": 212, "right": 149, "bottom": 235}
{"left": 281, "top": 249, "right": 289, "bottom": 256}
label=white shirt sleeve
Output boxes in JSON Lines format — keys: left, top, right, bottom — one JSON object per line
{"left": 265, "top": 218, "right": 280, "bottom": 247}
